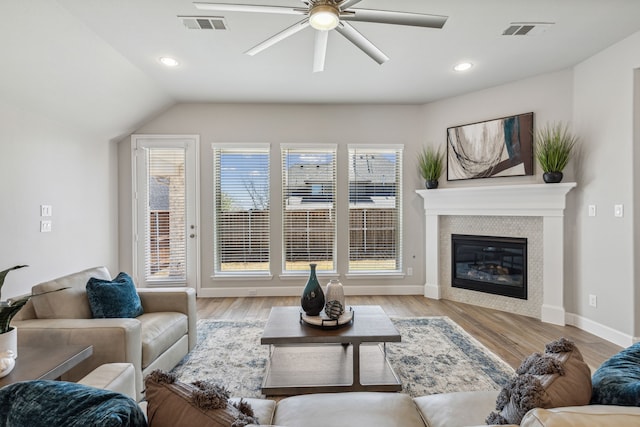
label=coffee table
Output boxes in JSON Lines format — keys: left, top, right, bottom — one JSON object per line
{"left": 0, "top": 344, "right": 93, "bottom": 387}
{"left": 261, "top": 305, "right": 401, "bottom": 395}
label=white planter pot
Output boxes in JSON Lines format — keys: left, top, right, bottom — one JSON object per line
{"left": 0, "top": 326, "right": 18, "bottom": 359}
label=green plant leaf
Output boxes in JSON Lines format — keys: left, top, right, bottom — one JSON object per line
{"left": 418, "top": 146, "right": 445, "bottom": 181}
{"left": 534, "top": 122, "right": 578, "bottom": 173}
{"left": 0, "top": 294, "right": 30, "bottom": 333}
{"left": 0, "top": 265, "right": 28, "bottom": 302}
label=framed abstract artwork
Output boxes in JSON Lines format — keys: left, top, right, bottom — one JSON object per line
{"left": 446, "top": 112, "right": 534, "bottom": 181}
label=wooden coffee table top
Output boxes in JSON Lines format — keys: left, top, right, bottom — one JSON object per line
{"left": 261, "top": 305, "right": 400, "bottom": 345}
{"left": 0, "top": 344, "right": 93, "bottom": 387}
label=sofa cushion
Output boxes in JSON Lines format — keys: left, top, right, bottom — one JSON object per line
{"left": 272, "top": 392, "right": 425, "bottom": 427}
{"left": 0, "top": 380, "right": 146, "bottom": 427}
{"left": 414, "top": 390, "right": 499, "bottom": 427}
{"left": 520, "top": 405, "right": 640, "bottom": 427}
{"left": 87, "top": 272, "right": 144, "bottom": 318}
{"left": 144, "top": 370, "right": 259, "bottom": 427}
{"left": 140, "top": 312, "right": 188, "bottom": 369}
{"left": 591, "top": 341, "right": 640, "bottom": 406}
{"left": 486, "top": 337, "right": 592, "bottom": 425}
{"left": 31, "top": 266, "right": 111, "bottom": 319}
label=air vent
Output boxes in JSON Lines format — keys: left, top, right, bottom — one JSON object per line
{"left": 179, "top": 16, "right": 228, "bottom": 30}
{"left": 502, "top": 22, "right": 553, "bottom": 36}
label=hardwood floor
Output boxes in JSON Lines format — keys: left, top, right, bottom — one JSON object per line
{"left": 196, "top": 295, "right": 622, "bottom": 371}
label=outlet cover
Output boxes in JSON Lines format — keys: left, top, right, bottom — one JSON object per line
{"left": 589, "top": 294, "right": 597, "bottom": 307}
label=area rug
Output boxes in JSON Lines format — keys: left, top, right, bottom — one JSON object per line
{"left": 171, "top": 316, "right": 514, "bottom": 398}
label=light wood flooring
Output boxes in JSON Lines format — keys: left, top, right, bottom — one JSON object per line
{"left": 196, "top": 295, "right": 622, "bottom": 371}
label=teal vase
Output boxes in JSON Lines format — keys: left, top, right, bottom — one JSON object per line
{"left": 301, "top": 263, "right": 325, "bottom": 316}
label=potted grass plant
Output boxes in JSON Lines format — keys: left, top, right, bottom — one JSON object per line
{"left": 418, "top": 145, "right": 445, "bottom": 189}
{"left": 0, "top": 265, "right": 28, "bottom": 361}
{"left": 535, "top": 122, "right": 579, "bottom": 183}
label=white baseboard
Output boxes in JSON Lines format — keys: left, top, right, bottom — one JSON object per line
{"left": 565, "top": 312, "right": 634, "bottom": 348}
{"left": 198, "top": 285, "right": 423, "bottom": 298}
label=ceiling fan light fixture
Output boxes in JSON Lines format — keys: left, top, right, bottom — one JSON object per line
{"left": 309, "top": 5, "right": 340, "bottom": 30}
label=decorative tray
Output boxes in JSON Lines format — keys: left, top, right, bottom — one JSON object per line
{"left": 300, "top": 306, "right": 354, "bottom": 329}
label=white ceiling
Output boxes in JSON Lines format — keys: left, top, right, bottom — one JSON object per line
{"left": 2, "top": 0, "right": 640, "bottom": 138}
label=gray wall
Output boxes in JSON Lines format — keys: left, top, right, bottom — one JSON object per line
{"left": 119, "top": 55, "right": 640, "bottom": 343}
{"left": 0, "top": 100, "right": 119, "bottom": 298}
{"left": 120, "top": 104, "right": 426, "bottom": 294}
{"left": 119, "top": 77, "right": 573, "bottom": 297}
{"left": 572, "top": 30, "right": 640, "bottom": 339}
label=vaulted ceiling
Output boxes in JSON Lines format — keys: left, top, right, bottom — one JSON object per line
{"left": 2, "top": 0, "right": 640, "bottom": 139}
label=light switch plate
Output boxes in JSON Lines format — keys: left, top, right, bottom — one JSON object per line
{"left": 41, "top": 204, "right": 52, "bottom": 217}
{"left": 614, "top": 204, "right": 624, "bottom": 218}
{"left": 40, "top": 220, "right": 52, "bottom": 232}
{"left": 588, "top": 205, "right": 596, "bottom": 217}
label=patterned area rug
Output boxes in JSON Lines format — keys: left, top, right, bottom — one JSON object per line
{"left": 171, "top": 316, "right": 514, "bottom": 398}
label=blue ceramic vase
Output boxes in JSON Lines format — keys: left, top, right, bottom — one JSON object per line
{"left": 301, "top": 263, "right": 325, "bottom": 316}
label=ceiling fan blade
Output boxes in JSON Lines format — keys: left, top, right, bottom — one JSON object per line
{"left": 313, "top": 30, "right": 329, "bottom": 73}
{"left": 338, "top": 0, "right": 363, "bottom": 10}
{"left": 341, "top": 8, "right": 448, "bottom": 28}
{"left": 335, "top": 22, "right": 389, "bottom": 65}
{"left": 245, "top": 18, "right": 310, "bottom": 56}
{"left": 193, "top": 2, "right": 305, "bottom": 15}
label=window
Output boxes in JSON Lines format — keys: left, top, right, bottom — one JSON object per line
{"left": 213, "top": 144, "right": 270, "bottom": 274}
{"left": 348, "top": 145, "right": 403, "bottom": 272}
{"left": 281, "top": 144, "right": 337, "bottom": 273}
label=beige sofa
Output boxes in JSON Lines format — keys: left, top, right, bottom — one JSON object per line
{"left": 82, "top": 363, "right": 640, "bottom": 427}
{"left": 12, "top": 266, "right": 197, "bottom": 400}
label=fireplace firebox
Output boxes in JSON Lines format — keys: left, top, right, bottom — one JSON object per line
{"left": 451, "top": 234, "right": 527, "bottom": 299}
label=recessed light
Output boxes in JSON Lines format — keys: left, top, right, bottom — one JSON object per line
{"left": 453, "top": 62, "right": 473, "bottom": 72}
{"left": 159, "top": 57, "right": 180, "bottom": 67}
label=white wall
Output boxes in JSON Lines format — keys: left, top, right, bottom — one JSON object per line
{"left": 120, "top": 104, "right": 426, "bottom": 295}
{"left": 0, "top": 100, "right": 119, "bottom": 299}
{"left": 572, "top": 30, "right": 640, "bottom": 341}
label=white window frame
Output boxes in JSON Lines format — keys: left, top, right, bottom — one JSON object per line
{"left": 212, "top": 143, "right": 271, "bottom": 278}
{"left": 281, "top": 143, "right": 338, "bottom": 275}
{"left": 346, "top": 144, "right": 403, "bottom": 276}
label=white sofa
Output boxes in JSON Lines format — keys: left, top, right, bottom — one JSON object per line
{"left": 12, "top": 266, "right": 197, "bottom": 400}
{"left": 81, "top": 363, "right": 640, "bottom": 427}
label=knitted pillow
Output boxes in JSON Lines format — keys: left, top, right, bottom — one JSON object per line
{"left": 0, "top": 380, "right": 146, "bottom": 427}
{"left": 591, "top": 341, "right": 640, "bottom": 406}
{"left": 486, "top": 337, "right": 592, "bottom": 425}
{"left": 144, "top": 370, "right": 259, "bottom": 427}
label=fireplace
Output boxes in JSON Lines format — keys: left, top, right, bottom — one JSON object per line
{"left": 451, "top": 234, "right": 527, "bottom": 299}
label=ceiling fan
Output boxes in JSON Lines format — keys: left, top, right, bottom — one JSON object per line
{"left": 193, "top": 0, "right": 448, "bottom": 72}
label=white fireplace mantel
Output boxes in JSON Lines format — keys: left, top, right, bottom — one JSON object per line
{"left": 416, "top": 182, "right": 576, "bottom": 325}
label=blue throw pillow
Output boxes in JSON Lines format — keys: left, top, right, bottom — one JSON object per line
{"left": 86, "top": 272, "right": 144, "bottom": 318}
{"left": 591, "top": 341, "right": 640, "bottom": 406}
{"left": 0, "top": 380, "right": 147, "bottom": 427}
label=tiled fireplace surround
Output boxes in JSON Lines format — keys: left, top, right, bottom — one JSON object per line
{"left": 417, "top": 183, "right": 576, "bottom": 326}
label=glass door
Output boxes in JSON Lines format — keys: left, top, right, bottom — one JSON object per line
{"left": 132, "top": 135, "right": 199, "bottom": 288}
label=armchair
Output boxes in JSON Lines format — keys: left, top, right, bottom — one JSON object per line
{"left": 12, "top": 266, "right": 196, "bottom": 400}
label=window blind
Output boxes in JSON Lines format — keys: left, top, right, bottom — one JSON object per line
{"left": 145, "top": 147, "right": 187, "bottom": 281}
{"left": 281, "top": 145, "right": 337, "bottom": 273}
{"left": 213, "top": 144, "right": 270, "bottom": 274}
{"left": 348, "top": 145, "right": 403, "bottom": 272}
